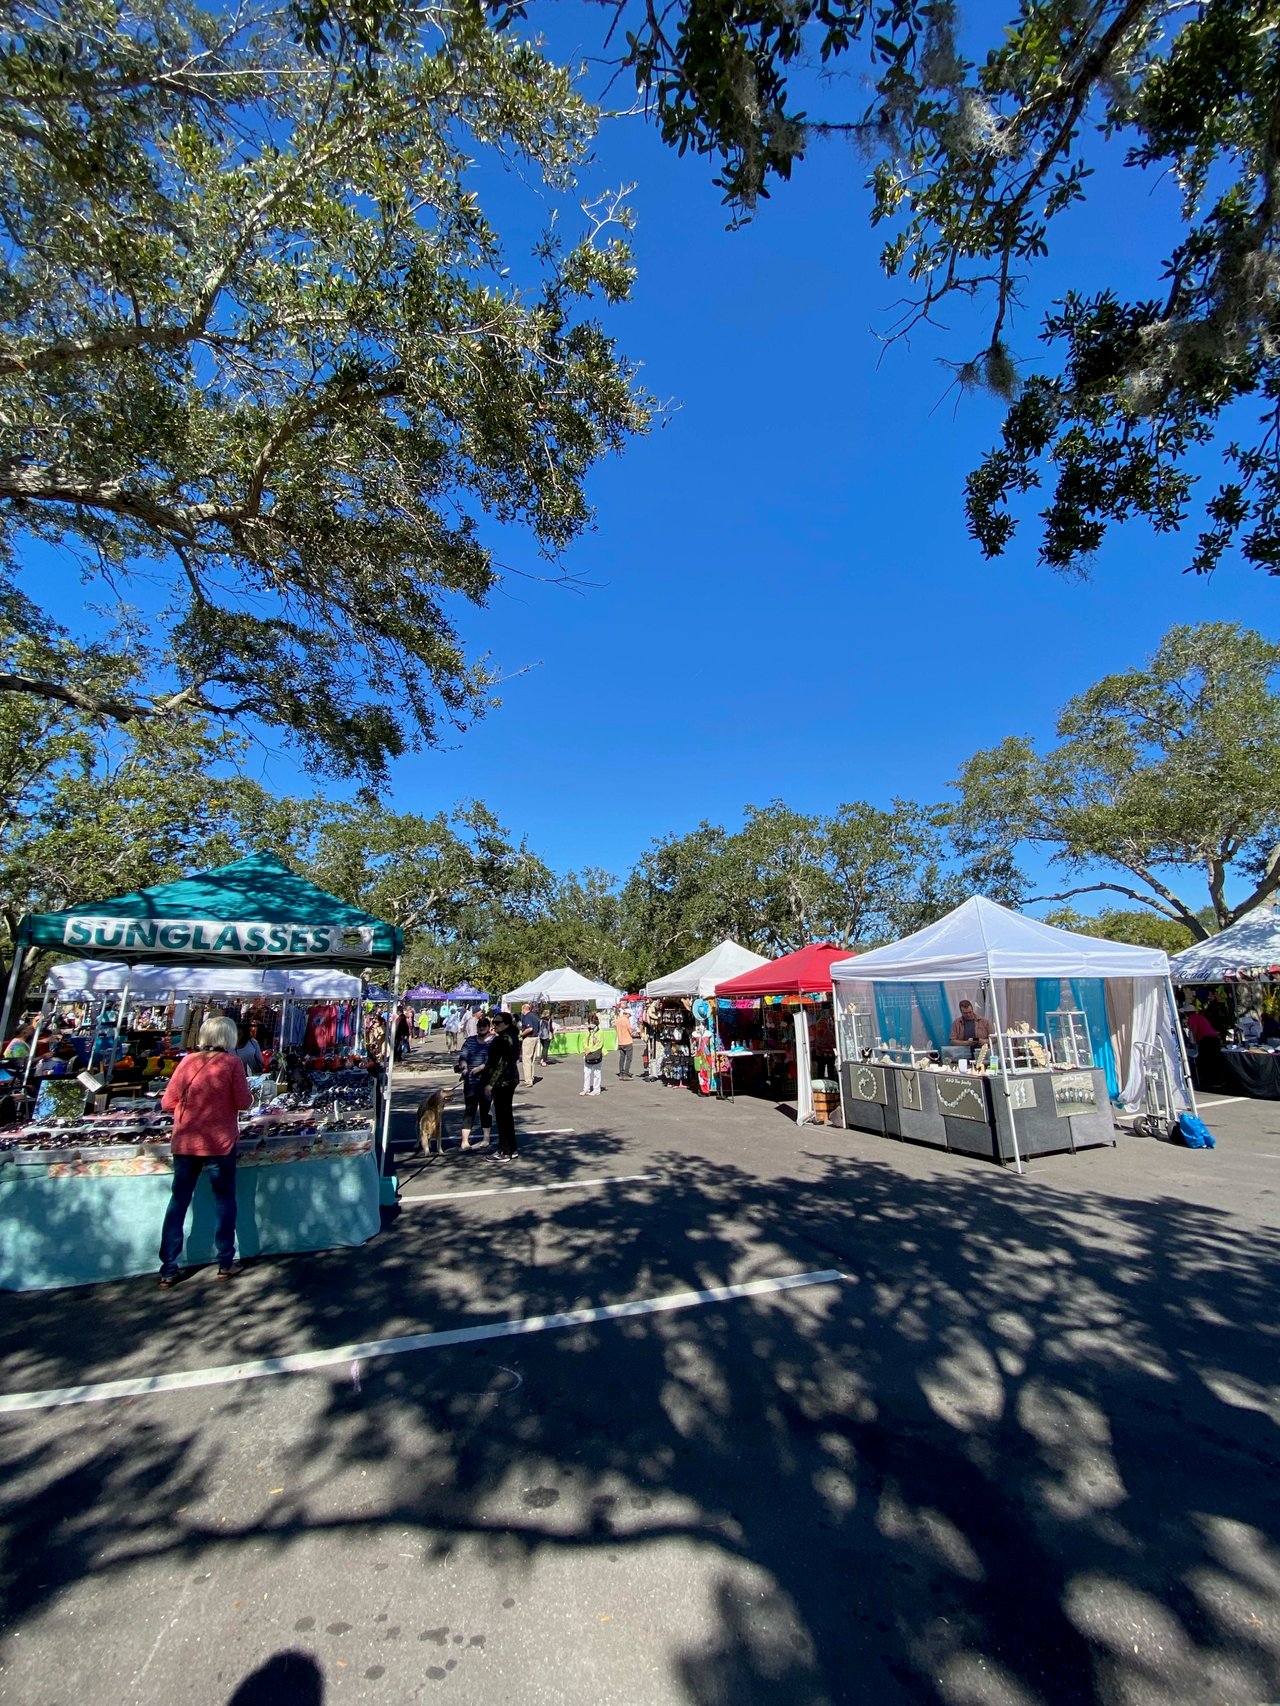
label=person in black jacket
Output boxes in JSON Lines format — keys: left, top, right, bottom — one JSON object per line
{"left": 485, "top": 1011, "right": 520, "bottom": 1159}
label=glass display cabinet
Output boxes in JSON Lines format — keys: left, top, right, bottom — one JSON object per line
{"left": 837, "top": 1006, "right": 875, "bottom": 1064}
{"left": 1047, "top": 1010, "right": 1094, "bottom": 1070}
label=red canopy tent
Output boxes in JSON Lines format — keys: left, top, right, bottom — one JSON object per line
{"left": 714, "top": 943, "right": 851, "bottom": 998}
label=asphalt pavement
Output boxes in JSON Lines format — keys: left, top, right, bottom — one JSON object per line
{"left": 0, "top": 1044, "right": 1277, "bottom": 1706}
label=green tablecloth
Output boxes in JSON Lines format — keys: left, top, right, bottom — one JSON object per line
{"left": 0, "top": 1148, "right": 380, "bottom": 1291}
{"left": 548, "top": 1028, "right": 617, "bottom": 1057}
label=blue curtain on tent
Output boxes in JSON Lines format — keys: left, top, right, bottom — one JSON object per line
{"left": 1035, "top": 978, "right": 1061, "bottom": 1039}
{"left": 872, "top": 982, "right": 950, "bottom": 1050}
{"left": 874, "top": 984, "right": 915, "bottom": 1048}
{"left": 1069, "top": 978, "right": 1119, "bottom": 1098}
{"left": 911, "top": 982, "right": 951, "bottom": 1050}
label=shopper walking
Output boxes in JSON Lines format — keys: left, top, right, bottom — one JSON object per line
{"left": 455, "top": 1015, "right": 493, "bottom": 1149}
{"left": 394, "top": 1003, "right": 411, "bottom": 1060}
{"left": 366, "top": 1012, "right": 387, "bottom": 1062}
{"left": 580, "top": 1013, "right": 607, "bottom": 1096}
{"left": 615, "top": 1006, "right": 635, "bottom": 1079}
{"left": 157, "top": 1014, "right": 252, "bottom": 1286}
{"left": 485, "top": 1011, "right": 520, "bottom": 1159}
{"left": 518, "top": 1002, "right": 540, "bottom": 1088}
{"left": 539, "top": 1006, "right": 555, "bottom": 1066}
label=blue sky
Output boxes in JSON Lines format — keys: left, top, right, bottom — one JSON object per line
{"left": 379, "top": 17, "right": 1272, "bottom": 906}
{"left": 29, "top": 10, "right": 1277, "bottom": 911}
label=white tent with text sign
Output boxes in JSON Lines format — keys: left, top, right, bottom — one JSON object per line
{"left": 829, "top": 897, "right": 1194, "bottom": 1170}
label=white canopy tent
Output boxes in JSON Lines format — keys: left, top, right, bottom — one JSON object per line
{"left": 829, "top": 897, "right": 1194, "bottom": 1167}
{"left": 643, "top": 940, "right": 770, "bottom": 999}
{"left": 45, "top": 961, "right": 362, "bottom": 999}
{"left": 832, "top": 898, "right": 1172, "bottom": 983}
{"left": 503, "top": 966, "right": 622, "bottom": 1008}
{"left": 1169, "top": 904, "right": 1280, "bottom": 983}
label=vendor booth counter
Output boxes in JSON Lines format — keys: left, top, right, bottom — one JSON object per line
{"left": 839, "top": 1060, "right": 1114, "bottom": 1164}
{"left": 0, "top": 1114, "right": 379, "bottom": 1291}
{"left": 1217, "top": 1045, "right": 1280, "bottom": 1099}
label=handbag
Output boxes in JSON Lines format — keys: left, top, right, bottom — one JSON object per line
{"left": 584, "top": 1048, "right": 603, "bottom": 1067}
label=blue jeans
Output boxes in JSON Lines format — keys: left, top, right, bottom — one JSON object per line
{"left": 159, "top": 1152, "right": 238, "bottom": 1276}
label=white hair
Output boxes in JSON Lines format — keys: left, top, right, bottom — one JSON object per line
{"left": 198, "top": 1014, "right": 239, "bottom": 1053}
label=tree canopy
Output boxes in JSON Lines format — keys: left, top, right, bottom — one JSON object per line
{"left": 5, "top": 619, "right": 1271, "bottom": 1002}
{"left": 0, "top": 616, "right": 313, "bottom": 1005}
{"left": 590, "top": 0, "right": 1280, "bottom": 581}
{"left": 0, "top": 0, "right": 650, "bottom": 778}
{"left": 952, "top": 622, "right": 1280, "bottom": 940}
{"left": 618, "top": 796, "right": 1012, "bottom": 970}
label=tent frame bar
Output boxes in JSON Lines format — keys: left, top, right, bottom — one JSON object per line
{"left": 1166, "top": 974, "right": 1198, "bottom": 1117}
{"left": 986, "top": 978, "right": 1024, "bottom": 1176}
{"left": 378, "top": 957, "right": 402, "bottom": 1178}
{"left": 0, "top": 945, "right": 26, "bottom": 1049}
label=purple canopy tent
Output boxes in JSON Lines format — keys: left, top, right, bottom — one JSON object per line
{"left": 446, "top": 982, "right": 489, "bottom": 1002}
{"left": 405, "top": 984, "right": 449, "bottom": 1001}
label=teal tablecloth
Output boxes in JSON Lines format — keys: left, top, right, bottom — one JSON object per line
{"left": 0, "top": 1149, "right": 380, "bottom": 1291}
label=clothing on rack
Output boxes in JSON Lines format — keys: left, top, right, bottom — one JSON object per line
{"left": 304, "top": 1003, "right": 339, "bottom": 1055}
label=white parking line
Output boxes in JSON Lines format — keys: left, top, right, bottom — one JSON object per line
{"left": 1193, "top": 1097, "right": 1251, "bottom": 1110}
{"left": 399, "top": 1172, "right": 657, "bottom": 1205}
{"left": 0, "top": 1270, "right": 845, "bottom": 1414}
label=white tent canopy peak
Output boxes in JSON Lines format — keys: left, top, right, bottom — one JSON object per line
{"left": 643, "top": 940, "right": 771, "bottom": 999}
{"left": 1170, "top": 904, "right": 1280, "bottom": 982}
{"left": 830, "top": 896, "right": 1170, "bottom": 984}
{"left": 503, "top": 966, "right": 623, "bottom": 1007}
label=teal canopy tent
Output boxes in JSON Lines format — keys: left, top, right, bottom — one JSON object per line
{"left": 3, "top": 853, "right": 405, "bottom": 1172}
{"left": 11, "top": 852, "right": 402, "bottom": 971}
{"left": 1, "top": 854, "right": 406, "bottom": 1291}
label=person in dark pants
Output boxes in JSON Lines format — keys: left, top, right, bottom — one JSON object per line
{"left": 485, "top": 1011, "right": 521, "bottom": 1160}
{"left": 158, "top": 1014, "right": 252, "bottom": 1286}
{"left": 456, "top": 1015, "right": 492, "bottom": 1149}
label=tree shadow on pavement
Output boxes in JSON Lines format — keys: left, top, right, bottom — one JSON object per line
{"left": 1, "top": 1130, "right": 1278, "bottom": 1706}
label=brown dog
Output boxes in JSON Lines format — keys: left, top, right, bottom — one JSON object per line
{"left": 416, "top": 1088, "right": 445, "bottom": 1154}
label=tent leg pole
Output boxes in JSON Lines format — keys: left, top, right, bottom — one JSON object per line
{"left": 379, "top": 958, "right": 401, "bottom": 1176}
{"left": 0, "top": 945, "right": 26, "bottom": 1047}
{"left": 21, "top": 985, "right": 53, "bottom": 1092}
{"left": 1167, "top": 975, "right": 1197, "bottom": 1116}
{"left": 991, "top": 979, "right": 1023, "bottom": 1175}
{"left": 105, "top": 970, "right": 131, "bottom": 1087}
{"left": 87, "top": 997, "right": 102, "bottom": 1070}
{"left": 798, "top": 1003, "right": 815, "bottom": 1125}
